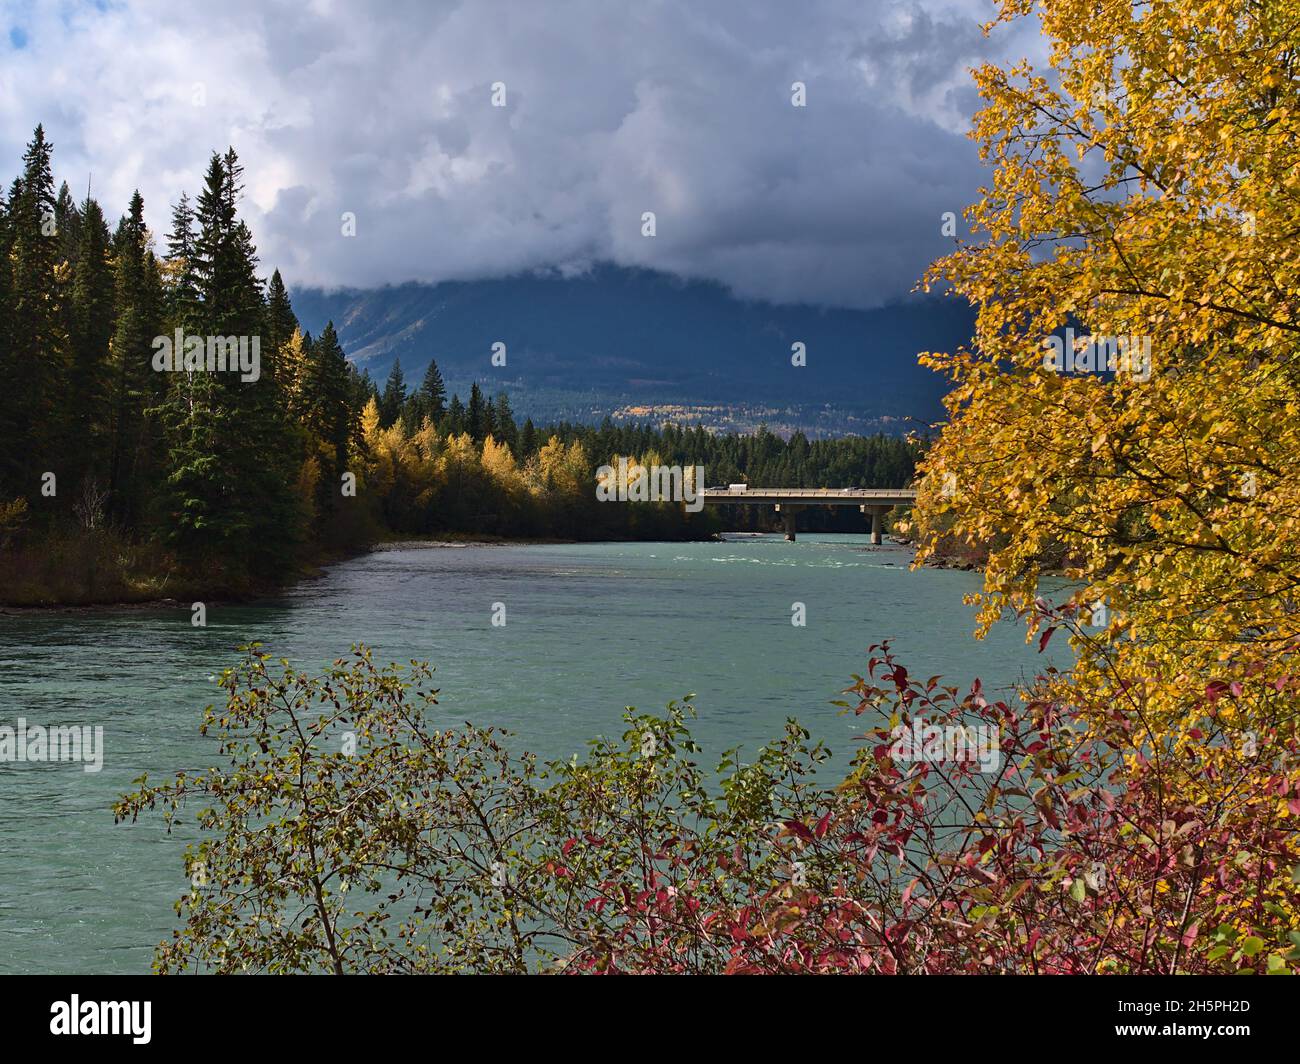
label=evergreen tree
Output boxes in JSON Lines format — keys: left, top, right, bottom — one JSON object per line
{"left": 301, "top": 323, "right": 352, "bottom": 466}
{"left": 107, "top": 191, "right": 162, "bottom": 525}
{"left": 492, "top": 391, "right": 517, "bottom": 452}
{"left": 300, "top": 321, "right": 354, "bottom": 534}
{"left": 4, "top": 126, "right": 65, "bottom": 497}
{"left": 164, "top": 191, "right": 200, "bottom": 327}
{"left": 0, "top": 183, "right": 14, "bottom": 497}
{"left": 263, "top": 268, "right": 298, "bottom": 388}
{"left": 466, "top": 382, "right": 487, "bottom": 443}
{"left": 54, "top": 180, "right": 81, "bottom": 269}
{"left": 0, "top": 186, "right": 10, "bottom": 455}
{"left": 66, "top": 196, "right": 115, "bottom": 485}
{"left": 446, "top": 393, "right": 466, "bottom": 436}
{"left": 350, "top": 363, "right": 376, "bottom": 425}
{"left": 379, "top": 359, "right": 406, "bottom": 428}
{"left": 519, "top": 417, "right": 537, "bottom": 459}
{"left": 418, "top": 358, "right": 447, "bottom": 424}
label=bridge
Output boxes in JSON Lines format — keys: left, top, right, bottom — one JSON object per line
{"left": 699, "top": 487, "right": 917, "bottom": 544}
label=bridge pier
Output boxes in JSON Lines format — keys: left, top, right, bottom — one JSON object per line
{"left": 862, "top": 504, "right": 889, "bottom": 545}
{"left": 775, "top": 504, "right": 802, "bottom": 542}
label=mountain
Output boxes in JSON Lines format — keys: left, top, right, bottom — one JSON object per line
{"left": 290, "top": 264, "right": 973, "bottom": 436}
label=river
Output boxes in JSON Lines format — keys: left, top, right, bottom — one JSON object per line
{"left": 0, "top": 534, "right": 1062, "bottom": 973}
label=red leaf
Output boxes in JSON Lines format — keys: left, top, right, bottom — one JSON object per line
{"left": 901, "top": 878, "right": 917, "bottom": 908}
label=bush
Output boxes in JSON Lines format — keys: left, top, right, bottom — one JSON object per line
{"left": 116, "top": 641, "right": 1300, "bottom": 974}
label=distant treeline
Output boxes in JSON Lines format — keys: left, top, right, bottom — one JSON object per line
{"left": 0, "top": 127, "right": 918, "bottom": 602}
{"left": 355, "top": 363, "right": 920, "bottom": 541}
{"left": 368, "top": 356, "right": 920, "bottom": 490}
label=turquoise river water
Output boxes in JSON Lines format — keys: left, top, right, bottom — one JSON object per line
{"left": 0, "top": 534, "right": 1064, "bottom": 973}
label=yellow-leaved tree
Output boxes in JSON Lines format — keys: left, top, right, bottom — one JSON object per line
{"left": 906, "top": 0, "right": 1300, "bottom": 968}
{"left": 913, "top": 0, "right": 1300, "bottom": 716}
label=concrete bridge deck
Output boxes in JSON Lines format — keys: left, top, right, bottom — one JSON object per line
{"left": 700, "top": 487, "right": 917, "bottom": 543}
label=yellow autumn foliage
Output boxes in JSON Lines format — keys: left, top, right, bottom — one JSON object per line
{"left": 908, "top": 0, "right": 1300, "bottom": 968}
{"left": 911, "top": 0, "right": 1300, "bottom": 726}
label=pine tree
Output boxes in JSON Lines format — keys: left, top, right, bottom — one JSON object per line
{"left": 298, "top": 321, "right": 354, "bottom": 537}
{"left": 0, "top": 183, "right": 14, "bottom": 496}
{"left": 107, "top": 191, "right": 162, "bottom": 525}
{"left": 164, "top": 191, "right": 200, "bottom": 328}
{"left": 54, "top": 180, "right": 81, "bottom": 269}
{"left": 192, "top": 151, "right": 262, "bottom": 340}
{"left": 66, "top": 196, "right": 115, "bottom": 486}
{"left": 519, "top": 417, "right": 537, "bottom": 459}
{"left": 5, "top": 126, "right": 66, "bottom": 497}
{"left": 467, "top": 382, "right": 487, "bottom": 442}
{"left": 492, "top": 391, "right": 517, "bottom": 452}
{"left": 379, "top": 359, "right": 406, "bottom": 428}
{"left": 418, "top": 358, "right": 447, "bottom": 424}
{"left": 351, "top": 363, "right": 376, "bottom": 426}
{"left": 263, "top": 268, "right": 298, "bottom": 389}
{"left": 301, "top": 323, "right": 353, "bottom": 474}
{"left": 446, "top": 393, "right": 466, "bottom": 436}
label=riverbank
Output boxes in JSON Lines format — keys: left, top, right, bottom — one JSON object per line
{"left": 0, "top": 525, "right": 371, "bottom": 610}
{"left": 0, "top": 528, "right": 723, "bottom": 609}
{"left": 3, "top": 525, "right": 960, "bottom": 611}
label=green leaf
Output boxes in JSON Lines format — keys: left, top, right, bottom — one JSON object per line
{"left": 1239, "top": 936, "right": 1266, "bottom": 958}
{"left": 1069, "top": 877, "right": 1087, "bottom": 903}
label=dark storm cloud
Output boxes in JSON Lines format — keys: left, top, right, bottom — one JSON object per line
{"left": 0, "top": 0, "right": 1039, "bottom": 308}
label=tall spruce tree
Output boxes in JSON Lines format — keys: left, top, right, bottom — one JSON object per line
{"left": 164, "top": 191, "right": 200, "bottom": 327}
{"left": 466, "top": 381, "right": 488, "bottom": 442}
{"left": 418, "top": 358, "right": 447, "bottom": 425}
{"left": 0, "top": 182, "right": 15, "bottom": 497}
{"left": 492, "top": 391, "right": 517, "bottom": 452}
{"left": 263, "top": 268, "right": 298, "bottom": 389}
{"left": 300, "top": 325, "right": 343, "bottom": 455}
{"left": 54, "top": 180, "right": 81, "bottom": 269}
{"left": 66, "top": 196, "right": 115, "bottom": 486}
{"left": 446, "top": 393, "right": 465, "bottom": 436}
{"left": 379, "top": 358, "right": 406, "bottom": 429}
{"left": 518, "top": 417, "right": 537, "bottom": 459}
{"left": 5, "top": 126, "right": 66, "bottom": 499}
{"left": 300, "top": 321, "right": 354, "bottom": 531}
{"left": 107, "top": 191, "right": 162, "bottom": 525}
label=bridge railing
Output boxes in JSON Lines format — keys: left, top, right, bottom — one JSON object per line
{"left": 700, "top": 487, "right": 917, "bottom": 499}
